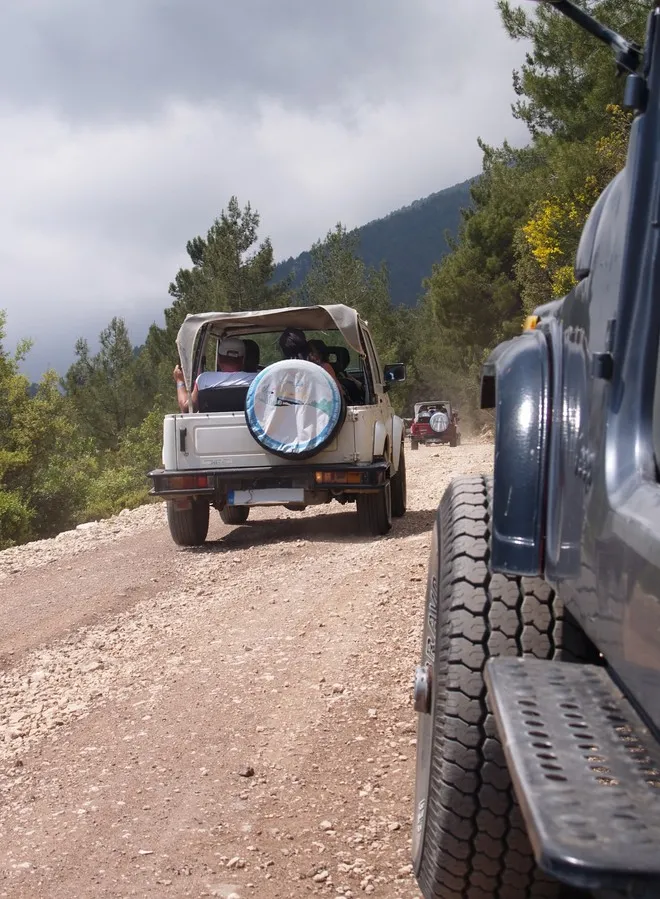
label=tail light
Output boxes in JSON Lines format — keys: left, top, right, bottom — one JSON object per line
{"left": 162, "top": 475, "right": 209, "bottom": 490}
{"left": 315, "top": 471, "right": 363, "bottom": 485}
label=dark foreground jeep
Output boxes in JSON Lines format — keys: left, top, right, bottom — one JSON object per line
{"left": 412, "top": 3, "right": 660, "bottom": 898}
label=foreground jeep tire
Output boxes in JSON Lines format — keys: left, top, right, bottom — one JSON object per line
{"left": 220, "top": 505, "right": 250, "bottom": 525}
{"left": 357, "top": 483, "right": 392, "bottom": 536}
{"left": 391, "top": 446, "right": 407, "bottom": 518}
{"left": 413, "top": 474, "right": 590, "bottom": 899}
{"left": 166, "top": 498, "right": 210, "bottom": 547}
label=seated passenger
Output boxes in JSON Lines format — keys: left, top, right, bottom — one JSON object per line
{"left": 173, "top": 337, "right": 256, "bottom": 413}
{"left": 327, "top": 345, "right": 363, "bottom": 403}
{"left": 307, "top": 339, "right": 343, "bottom": 387}
{"left": 243, "top": 338, "right": 260, "bottom": 373}
{"left": 278, "top": 327, "right": 309, "bottom": 360}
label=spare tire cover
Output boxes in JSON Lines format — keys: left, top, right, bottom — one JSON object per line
{"left": 430, "top": 411, "right": 449, "bottom": 433}
{"left": 245, "top": 359, "right": 345, "bottom": 459}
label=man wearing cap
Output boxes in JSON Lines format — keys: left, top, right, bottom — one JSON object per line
{"left": 173, "top": 337, "right": 257, "bottom": 413}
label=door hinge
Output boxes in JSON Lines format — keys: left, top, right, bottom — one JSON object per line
{"left": 347, "top": 410, "right": 359, "bottom": 422}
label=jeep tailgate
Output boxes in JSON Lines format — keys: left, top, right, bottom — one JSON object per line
{"left": 163, "top": 412, "right": 359, "bottom": 470}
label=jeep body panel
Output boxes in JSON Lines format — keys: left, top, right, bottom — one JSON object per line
{"left": 162, "top": 405, "right": 399, "bottom": 472}
{"left": 481, "top": 327, "right": 550, "bottom": 576}
{"left": 482, "top": 11, "right": 660, "bottom": 735}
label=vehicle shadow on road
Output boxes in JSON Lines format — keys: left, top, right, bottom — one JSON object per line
{"left": 184, "top": 508, "right": 438, "bottom": 555}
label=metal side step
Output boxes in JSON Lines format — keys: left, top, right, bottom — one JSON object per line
{"left": 484, "top": 658, "right": 660, "bottom": 892}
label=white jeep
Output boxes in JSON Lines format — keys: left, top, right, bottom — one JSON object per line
{"left": 148, "top": 304, "right": 408, "bottom": 546}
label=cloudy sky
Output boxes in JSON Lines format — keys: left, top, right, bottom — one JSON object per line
{"left": 1, "top": 0, "right": 530, "bottom": 379}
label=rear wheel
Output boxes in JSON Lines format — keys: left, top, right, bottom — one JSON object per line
{"left": 356, "top": 482, "right": 392, "bottom": 536}
{"left": 220, "top": 505, "right": 250, "bottom": 525}
{"left": 166, "top": 498, "right": 210, "bottom": 547}
{"left": 391, "top": 446, "right": 407, "bottom": 518}
{"left": 413, "top": 474, "right": 593, "bottom": 899}
{"left": 411, "top": 439, "right": 419, "bottom": 451}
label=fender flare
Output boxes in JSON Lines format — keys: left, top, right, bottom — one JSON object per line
{"left": 392, "top": 416, "right": 404, "bottom": 471}
{"left": 481, "top": 329, "right": 550, "bottom": 576}
{"left": 373, "top": 420, "right": 388, "bottom": 461}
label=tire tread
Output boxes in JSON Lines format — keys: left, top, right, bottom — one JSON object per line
{"left": 166, "top": 499, "right": 210, "bottom": 546}
{"left": 418, "top": 475, "right": 590, "bottom": 899}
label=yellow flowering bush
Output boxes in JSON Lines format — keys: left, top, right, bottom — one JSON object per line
{"left": 519, "top": 105, "right": 632, "bottom": 299}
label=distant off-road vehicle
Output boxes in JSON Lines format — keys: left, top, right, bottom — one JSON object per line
{"left": 412, "top": 3, "right": 660, "bottom": 898}
{"left": 148, "top": 304, "right": 407, "bottom": 545}
{"left": 409, "top": 401, "right": 460, "bottom": 449}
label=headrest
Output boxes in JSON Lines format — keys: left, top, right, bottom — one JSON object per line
{"left": 327, "top": 345, "right": 350, "bottom": 372}
{"left": 242, "top": 339, "right": 260, "bottom": 372}
{"left": 197, "top": 384, "right": 250, "bottom": 413}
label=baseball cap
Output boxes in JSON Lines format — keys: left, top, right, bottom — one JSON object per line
{"left": 217, "top": 337, "right": 245, "bottom": 358}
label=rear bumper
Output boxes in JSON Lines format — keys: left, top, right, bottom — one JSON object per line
{"left": 411, "top": 425, "right": 457, "bottom": 443}
{"left": 411, "top": 434, "right": 453, "bottom": 443}
{"left": 147, "top": 462, "right": 389, "bottom": 498}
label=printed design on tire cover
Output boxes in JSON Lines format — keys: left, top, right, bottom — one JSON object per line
{"left": 429, "top": 411, "right": 449, "bottom": 433}
{"left": 246, "top": 359, "right": 342, "bottom": 455}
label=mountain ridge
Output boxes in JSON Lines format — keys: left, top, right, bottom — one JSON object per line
{"left": 273, "top": 175, "right": 476, "bottom": 307}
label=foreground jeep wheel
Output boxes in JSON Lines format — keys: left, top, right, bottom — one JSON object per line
{"left": 391, "top": 445, "right": 407, "bottom": 518}
{"left": 356, "top": 483, "right": 392, "bottom": 536}
{"left": 413, "top": 474, "right": 590, "bottom": 899}
{"left": 220, "top": 505, "right": 250, "bottom": 525}
{"left": 166, "top": 498, "right": 210, "bottom": 547}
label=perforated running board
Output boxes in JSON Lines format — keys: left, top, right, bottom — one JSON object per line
{"left": 485, "top": 658, "right": 660, "bottom": 891}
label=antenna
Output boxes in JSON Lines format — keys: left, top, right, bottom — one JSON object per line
{"left": 542, "top": 0, "right": 643, "bottom": 73}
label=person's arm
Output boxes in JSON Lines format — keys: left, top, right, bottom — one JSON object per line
{"left": 322, "top": 361, "right": 342, "bottom": 386}
{"left": 173, "top": 365, "right": 198, "bottom": 412}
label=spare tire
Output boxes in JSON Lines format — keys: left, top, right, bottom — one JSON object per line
{"left": 245, "top": 359, "right": 346, "bottom": 460}
{"left": 429, "top": 411, "right": 449, "bottom": 434}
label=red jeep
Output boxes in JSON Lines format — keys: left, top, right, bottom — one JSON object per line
{"left": 410, "top": 401, "right": 460, "bottom": 449}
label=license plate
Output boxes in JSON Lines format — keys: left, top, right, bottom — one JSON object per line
{"left": 228, "top": 488, "right": 305, "bottom": 506}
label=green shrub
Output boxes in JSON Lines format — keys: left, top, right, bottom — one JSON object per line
{"left": 0, "top": 489, "right": 33, "bottom": 549}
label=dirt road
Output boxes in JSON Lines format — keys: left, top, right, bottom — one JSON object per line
{"left": 0, "top": 443, "right": 494, "bottom": 899}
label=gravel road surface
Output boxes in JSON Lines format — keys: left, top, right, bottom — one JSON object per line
{"left": 0, "top": 442, "right": 494, "bottom": 899}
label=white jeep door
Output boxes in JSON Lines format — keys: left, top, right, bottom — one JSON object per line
{"left": 360, "top": 327, "right": 394, "bottom": 465}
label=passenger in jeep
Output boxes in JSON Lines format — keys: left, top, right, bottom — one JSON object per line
{"left": 278, "top": 327, "right": 309, "bottom": 360}
{"left": 173, "top": 337, "right": 257, "bottom": 413}
{"left": 242, "top": 339, "right": 260, "bottom": 372}
{"left": 307, "top": 339, "right": 343, "bottom": 387}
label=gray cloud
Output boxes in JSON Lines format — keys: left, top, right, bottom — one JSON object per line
{"left": 1, "top": 0, "right": 515, "bottom": 120}
{"left": 0, "top": 0, "right": 530, "bottom": 379}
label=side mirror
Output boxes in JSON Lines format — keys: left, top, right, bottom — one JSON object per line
{"left": 384, "top": 363, "right": 406, "bottom": 386}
